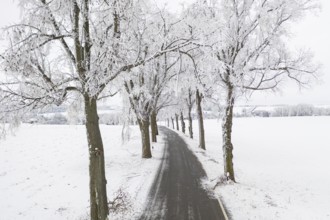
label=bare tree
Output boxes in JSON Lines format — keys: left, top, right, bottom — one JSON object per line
{"left": 171, "top": 116, "right": 175, "bottom": 129}
{"left": 123, "top": 6, "right": 191, "bottom": 156}
{"left": 175, "top": 113, "right": 180, "bottom": 131}
{"left": 180, "top": 110, "right": 186, "bottom": 134}
{"left": 124, "top": 58, "right": 179, "bottom": 157}
{"left": 206, "top": 0, "right": 319, "bottom": 182}
{"left": 186, "top": 88, "right": 195, "bottom": 139}
{"left": 151, "top": 90, "right": 176, "bottom": 142}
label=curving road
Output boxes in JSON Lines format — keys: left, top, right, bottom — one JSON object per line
{"left": 139, "top": 126, "right": 226, "bottom": 220}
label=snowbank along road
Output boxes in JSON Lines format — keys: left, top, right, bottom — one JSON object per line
{"left": 139, "top": 126, "right": 226, "bottom": 220}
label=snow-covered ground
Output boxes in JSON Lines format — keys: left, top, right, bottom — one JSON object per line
{"left": 175, "top": 116, "right": 330, "bottom": 220}
{"left": 2, "top": 117, "right": 330, "bottom": 220}
{"left": 0, "top": 124, "right": 165, "bottom": 220}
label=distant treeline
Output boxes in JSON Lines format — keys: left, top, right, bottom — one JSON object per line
{"left": 24, "top": 112, "right": 123, "bottom": 125}
{"left": 235, "top": 104, "right": 330, "bottom": 118}
{"left": 22, "top": 104, "right": 330, "bottom": 125}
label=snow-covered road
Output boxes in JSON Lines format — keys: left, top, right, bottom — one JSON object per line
{"left": 139, "top": 127, "right": 226, "bottom": 220}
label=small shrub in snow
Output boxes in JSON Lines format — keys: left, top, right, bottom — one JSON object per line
{"left": 211, "top": 175, "right": 235, "bottom": 190}
{"left": 108, "top": 189, "right": 133, "bottom": 217}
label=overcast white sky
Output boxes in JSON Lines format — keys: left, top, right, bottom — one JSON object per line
{"left": 1, "top": 0, "right": 329, "bottom": 105}
{"left": 157, "top": 0, "right": 330, "bottom": 105}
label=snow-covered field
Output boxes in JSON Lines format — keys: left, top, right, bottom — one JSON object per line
{"left": 0, "top": 124, "right": 165, "bottom": 220}
{"left": 1, "top": 117, "right": 330, "bottom": 220}
{"left": 176, "top": 116, "right": 330, "bottom": 220}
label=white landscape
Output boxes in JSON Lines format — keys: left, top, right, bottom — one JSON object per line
{"left": 1, "top": 117, "right": 330, "bottom": 219}
{"left": 0, "top": 0, "right": 329, "bottom": 219}
{"left": 0, "top": 125, "right": 166, "bottom": 220}
{"left": 179, "top": 117, "right": 330, "bottom": 220}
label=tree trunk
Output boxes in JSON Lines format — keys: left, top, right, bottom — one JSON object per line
{"left": 167, "top": 118, "right": 170, "bottom": 127}
{"left": 137, "top": 118, "right": 152, "bottom": 158}
{"left": 196, "top": 89, "right": 206, "bottom": 150}
{"left": 188, "top": 106, "right": 193, "bottom": 139}
{"left": 187, "top": 88, "right": 194, "bottom": 139}
{"left": 175, "top": 113, "right": 179, "bottom": 131}
{"left": 171, "top": 117, "right": 174, "bottom": 129}
{"left": 84, "top": 96, "right": 109, "bottom": 220}
{"left": 150, "top": 110, "right": 157, "bottom": 143}
{"left": 180, "top": 111, "right": 186, "bottom": 134}
{"left": 222, "top": 84, "right": 236, "bottom": 182}
{"left": 155, "top": 120, "right": 159, "bottom": 135}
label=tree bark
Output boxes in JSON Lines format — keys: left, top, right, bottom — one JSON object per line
{"left": 222, "top": 84, "right": 236, "bottom": 182}
{"left": 150, "top": 110, "right": 157, "bottom": 143}
{"left": 188, "top": 106, "right": 193, "bottom": 139}
{"left": 196, "top": 89, "right": 206, "bottom": 150}
{"left": 84, "top": 96, "right": 109, "bottom": 220}
{"left": 137, "top": 118, "right": 152, "bottom": 158}
{"left": 175, "top": 113, "right": 179, "bottom": 131}
{"left": 155, "top": 120, "right": 159, "bottom": 135}
{"left": 187, "top": 88, "right": 194, "bottom": 139}
{"left": 180, "top": 111, "right": 186, "bottom": 134}
{"left": 167, "top": 118, "right": 170, "bottom": 127}
{"left": 171, "top": 117, "right": 174, "bottom": 129}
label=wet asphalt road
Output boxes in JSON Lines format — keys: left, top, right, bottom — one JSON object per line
{"left": 139, "top": 126, "right": 226, "bottom": 220}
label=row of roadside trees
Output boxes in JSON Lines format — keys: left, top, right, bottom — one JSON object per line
{"left": 0, "top": 0, "right": 319, "bottom": 219}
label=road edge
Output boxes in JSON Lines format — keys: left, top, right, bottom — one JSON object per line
{"left": 217, "top": 197, "right": 229, "bottom": 220}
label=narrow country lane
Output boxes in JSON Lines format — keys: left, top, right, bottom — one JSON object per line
{"left": 139, "top": 126, "right": 226, "bottom": 220}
